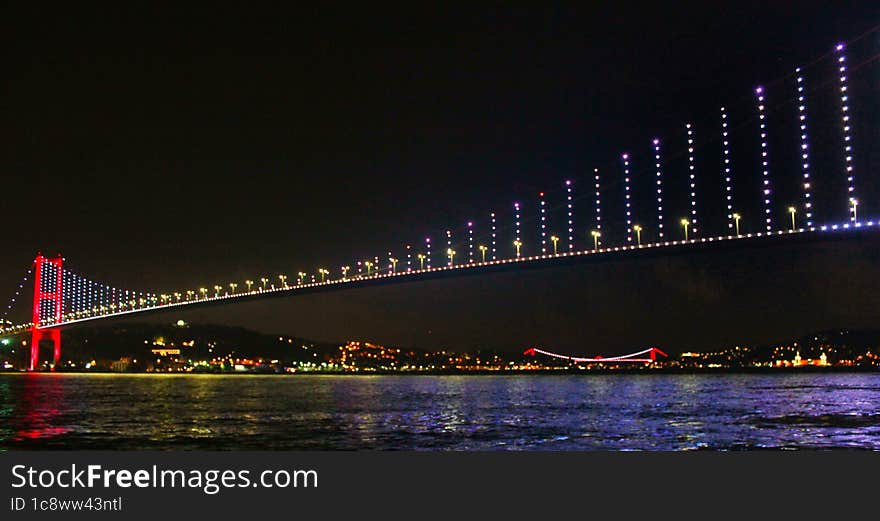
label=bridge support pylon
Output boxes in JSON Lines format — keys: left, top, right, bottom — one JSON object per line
{"left": 30, "top": 328, "right": 61, "bottom": 371}
{"left": 29, "top": 253, "right": 63, "bottom": 371}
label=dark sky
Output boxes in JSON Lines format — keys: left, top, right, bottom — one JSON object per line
{"left": 3, "top": 3, "right": 880, "bottom": 354}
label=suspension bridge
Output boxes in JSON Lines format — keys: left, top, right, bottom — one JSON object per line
{"left": 523, "top": 347, "right": 669, "bottom": 365}
{"left": 2, "top": 39, "right": 878, "bottom": 370}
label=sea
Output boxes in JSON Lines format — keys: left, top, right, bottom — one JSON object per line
{"left": 1, "top": 372, "right": 879, "bottom": 450}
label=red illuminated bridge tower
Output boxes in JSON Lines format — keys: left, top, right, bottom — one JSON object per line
{"left": 30, "top": 253, "right": 63, "bottom": 371}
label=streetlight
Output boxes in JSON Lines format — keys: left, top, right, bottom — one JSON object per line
{"left": 364, "top": 261, "right": 374, "bottom": 276}
{"left": 213, "top": 285, "right": 222, "bottom": 298}
{"left": 788, "top": 206, "right": 797, "bottom": 231}
{"left": 680, "top": 219, "right": 690, "bottom": 241}
{"left": 187, "top": 290, "right": 195, "bottom": 301}
{"left": 478, "top": 245, "right": 488, "bottom": 262}
{"left": 229, "top": 283, "right": 238, "bottom": 294}
{"left": 447, "top": 248, "right": 456, "bottom": 266}
{"left": 513, "top": 240, "right": 522, "bottom": 258}
{"left": 279, "top": 274, "right": 288, "bottom": 288}
{"left": 389, "top": 257, "right": 398, "bottom": 273}
{"left": 173, "top": 292, "right": 181, "bottom": 302}
{"left": 550, "top": 235, "right": 559, "bottom": 255}
{"left": 318, "top": 268, "right": 329, "bottom": 282}
{"left": 417, "top": 254, "right": 426, "bottom": 270}
{"left": 591, "top": 230, "right": 601, "bottom": 250}
{"left": 851, "top": 199, "right": 859, "bottom": 222}
{"left": 296, "top": 272, "right": 307, "bottom": 285}
{"left": 199, "top": 287, "right": 207, "bottom": 299}
{"left": 633, "top": 225, "right": 642, "bottom": 247}
{"left": 260, "top": 277, "right": 268, "bottom": 290}
{"left": 341, "top": 266, "right": 350, "bottom": 280}
{"left": 245, "top": 280, "right": 253, "bottom": 292}
{"left": 733, "top": 213, "right": 741, "bottom": 236}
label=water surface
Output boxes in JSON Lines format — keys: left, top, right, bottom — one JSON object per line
{"left": 1, "top": 373, "right": 879, "bottom": 450}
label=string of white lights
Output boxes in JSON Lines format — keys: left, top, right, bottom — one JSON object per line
{"left": 539, "top": 192, "right": 547, "bottom": 254}
{"left": 721, "top": 107, "right": 734, "bottom": 231}
{"left": 835, "top": 43, "right": 856, "bottom": 222}
{"left": 514, "top": 202, "right": 521, "bottom": 256}
{"left": 446, "top": 230, "right": 453, "bottom": 266}
{"left": 686, "top": 124, "right": 698, "bottom": 234}
{"left": 795, "top": 68, "right": 813, "bottom": 227}
{"left": 622, "top": 154, "right": 633, "bottom": 243}
{"left": 468, "top": 221, "right": 474, "bottom": 263}
{"left": 1, "top": 268, "right": 32, "bottom": 328}
{"left": 653, "top": 139, "right": 665, "bottom": 239}
{"left": 565, "top": 180, "right": 574, "bottom": 251}
{"left": 755, "top": 86, "right": 773, "bottom": 232}
{"left": 594, "top": 168, "right": 602, "bottom": 246}
{"left": 490, "top": 212, "right": 497, "bottom": 260}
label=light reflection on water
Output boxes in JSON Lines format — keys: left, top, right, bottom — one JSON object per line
{"left": 1, "top": 373, "right": 879, "bottom": 450}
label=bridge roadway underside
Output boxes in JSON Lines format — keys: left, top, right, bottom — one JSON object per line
{"left": 47, "top": 226, "right": 878, "bottom": 331}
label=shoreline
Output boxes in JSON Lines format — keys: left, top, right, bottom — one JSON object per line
{"left": 2, "top": 366, "right": 878, "bottom": 376}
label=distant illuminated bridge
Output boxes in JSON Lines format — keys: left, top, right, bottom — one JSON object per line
{"left": 524, "top": 347, "right": 669, "bottom": 365}
{"left": 1, "top": 40, "right": 878, "bottom": 370}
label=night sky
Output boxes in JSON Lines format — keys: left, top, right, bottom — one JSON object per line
{"left": 3, "top": 3, "right": 880, "bottom": 354}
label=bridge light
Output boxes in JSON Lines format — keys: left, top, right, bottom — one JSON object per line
{"left": 787, "top": 206, "right": 797, "bottom": 231}
{"left": 795, "top": 68, "right": 813, "bottom": 227}
{"left": 539, "top": 192, "right": 548, "bottom": 254}
{"left": 447, "top": 248, "right": 456, "bottom": 266}
{"left": 445, "top": 229, "right": 454, "bottom": 266}
{"left": 478, "top": 245, "right": 488, "bottom": 262}
{"left": 467, "top": 221, "right": 474, "bottom": 263}
{"left": 733, "top": 213, "right": 742, "bottom": 236}
{"left": 593, "top": 169, "right": 602, "bottom": 248}
{"left": 632, "top": 225, "right": 642, "bottom": 247}
{"left": 565, "top": 180, "right": 574, "bottom": 251}
{"left": 425, "top": 237, "right": 432, "bottom": 269}
{"left": 755, "top": 86, "right": 773, "bottom": 232}
{"left": 851, "top": 199, "right": 859, "bottom": 222}
{"left": 721, "top": 107, "right": 735, "bottom": 232}
{"left": 653, "top": 138, "right": 665, "bottom": 240}
{"left": 835, "top": 43, "right": 857, "bottom": 220}
{"left": 590, "top": 230, "right": 601, "bottom": 251}
{"left": 621, "top": 153, "right": 634, "bottom": 244}
{"left": 513, "top": 202, "right": 521, "bottom": 254}
{"left": 244, "top": 280, "right": 253, "bottom": 292}
{"left": 489, "top": 212, "right": 498, "bottom": 260}
{"left": 686, "top": 124, "right": 698, "bottom": 236}
{"left": 513, "top": 240, "right": 522, "bottom": 258}
{"left": 550, "top": 235, "right": 559, "bottom": 255}
{"left": 680, "top": 219, "right": 690, "bottom": 241}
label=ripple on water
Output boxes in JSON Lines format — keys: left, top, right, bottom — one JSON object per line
{"left": 1, "top": 373, "right": 879, "bottom": 450}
